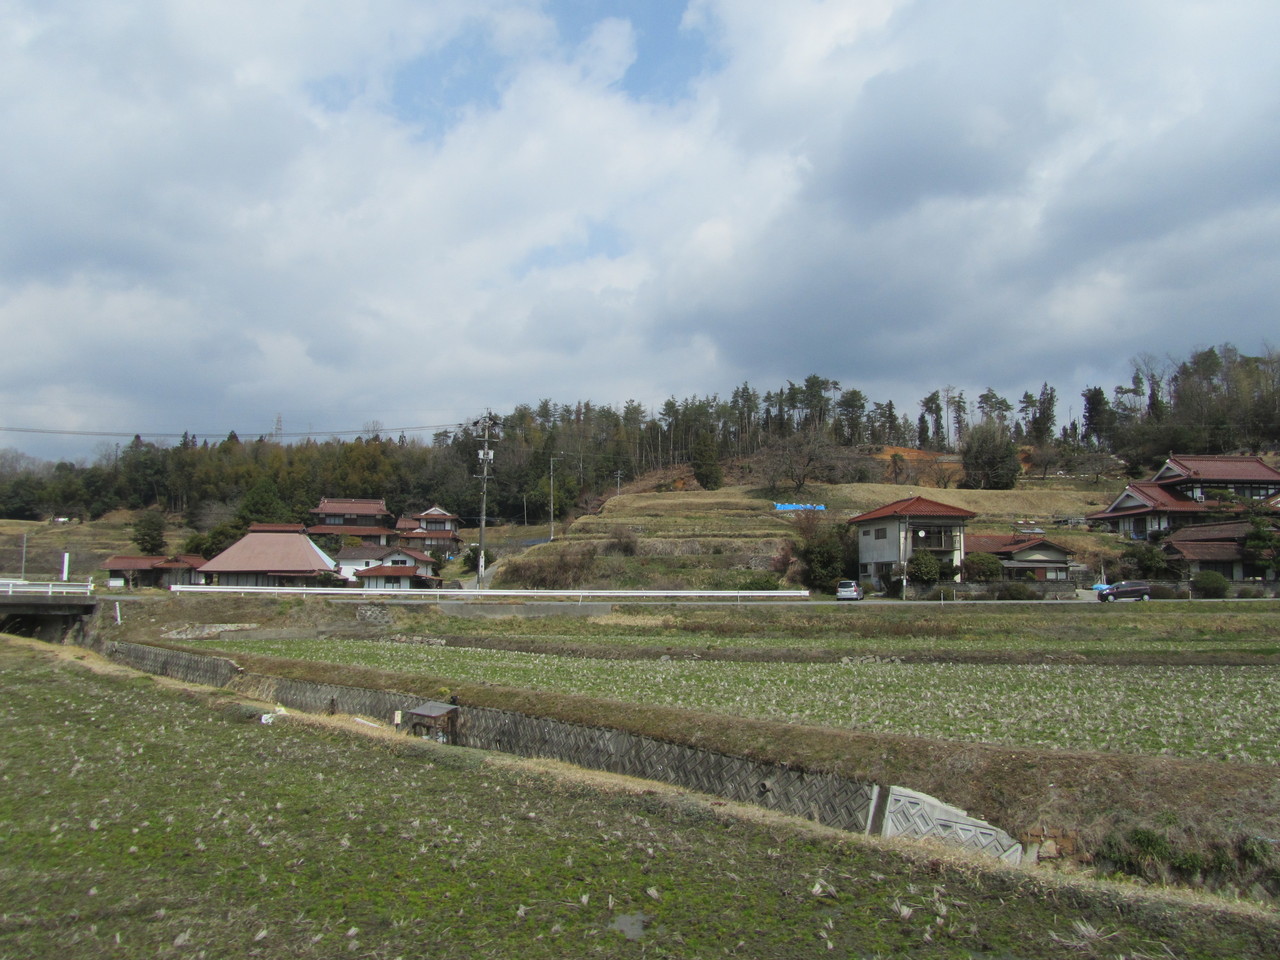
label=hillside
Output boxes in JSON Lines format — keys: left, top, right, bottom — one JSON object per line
{"left": 0, "top": 474, "right": 1126, "bottom": 590}
{"left": 491, "top": 480, "right": 1122, "bottom": 590}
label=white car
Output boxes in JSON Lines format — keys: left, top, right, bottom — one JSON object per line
{"left": 835, "top": 580, "right": 863, "bottom": 601}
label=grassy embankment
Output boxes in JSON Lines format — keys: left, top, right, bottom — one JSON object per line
{"left": 4, "top": 636, "right": 1278, "bottom": 959}
{"left": 108, "top": 593, "right": 1280, "bottom": 898}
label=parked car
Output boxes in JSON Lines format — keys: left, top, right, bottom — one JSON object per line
{"left": 835, "top": 580, "right": 863, "bottom": 601}
{"left": 1097, "top": 580, "right": 1152, "bottom": 602}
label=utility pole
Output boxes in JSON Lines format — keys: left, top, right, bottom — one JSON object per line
{"left": 549, "top": 456, "right": 561, "bottom": 541}
{"left": 475, "top": 411, "right": 497, "bottom": 587}
{"left": 614, "top": 470, "right": 623, "bottom": 496}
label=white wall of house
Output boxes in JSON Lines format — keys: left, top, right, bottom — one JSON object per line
{"left": 855, "top": 519, "right": 965, "bottom": 583}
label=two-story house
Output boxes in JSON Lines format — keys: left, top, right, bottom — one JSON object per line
{"left": 395, "top": 505, "right": 464, "bottom": 559}
{"left": 848, "top": 496, "right": 975, "bottom": 588}
{"left": 1087, "top": 456, "right": 1280, "bottom": 539}
{"left": 307, "top": 498, "right": 398, "bottom": 546}
{"left": 333, "top": 544, "right": 442, "bottom": 588}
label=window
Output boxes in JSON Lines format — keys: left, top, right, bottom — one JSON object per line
{"left": 861, "top": 528, "right": 870, "bottom": 537}
{"left": 384, "top": 577, "right": 401, "bottom": 587}
{"left": 391, "top": 559, "right": 408, "bottom": 565}
{"left": 874, "top": 527, "right": 887, "bottom": 540}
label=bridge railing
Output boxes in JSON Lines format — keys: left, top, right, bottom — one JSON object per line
{"left": 0, "top": 580, "right": 95, "bottom": 597}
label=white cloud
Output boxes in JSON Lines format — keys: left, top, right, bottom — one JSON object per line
{"left": 4, "top": 0, "right": 1280, "bottom": 460}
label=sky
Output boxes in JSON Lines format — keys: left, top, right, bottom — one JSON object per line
{"left": 3, "top": 0, "right": 1279, "bottom": 463}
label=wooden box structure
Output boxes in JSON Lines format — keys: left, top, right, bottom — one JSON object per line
{"left": 405, "top": 700, "right": 459, "bottom": 744}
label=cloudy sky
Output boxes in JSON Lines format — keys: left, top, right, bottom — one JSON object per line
{"left": 3, "top": 0, "right": 1278, "bottom": 462}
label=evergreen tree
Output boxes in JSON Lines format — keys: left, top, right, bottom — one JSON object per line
{"left": 130, "top": 509, "right": 167, "bottom": 556}
{"left": 690, "top": 431, "right": 723, "bottom": 490}
{"left": 960, "top": 421, "right": 1022, "bottom": 489}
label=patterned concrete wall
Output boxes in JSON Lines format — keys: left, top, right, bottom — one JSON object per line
{"left": 459, "top": 705, "right": 880, "bottom": 833}
{"left": 94, "top": 640, "right": 1020, "bottom": 862}
{"left": 105, "top": 640, "right": 241, "bottom": 689}
{"left": 880, "top": 787, "right": 1022, "bottom": 863}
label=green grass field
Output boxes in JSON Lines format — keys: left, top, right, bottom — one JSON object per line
{"left": 4, "top": 638, "right": 1278, "bottom": 959}
{"left": 202, "top": 635, "right": 1280, "bottom": 764}
{"left": 397, "top": 601, "right": 1280, "bottom": 656}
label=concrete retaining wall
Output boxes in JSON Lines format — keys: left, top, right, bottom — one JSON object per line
{"left": 90, "top": 638, "right": 1021, "bottom": 863}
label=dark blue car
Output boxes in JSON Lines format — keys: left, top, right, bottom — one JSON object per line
{"left": 1097, "top": 580, "right": 1152, "bottom": 602}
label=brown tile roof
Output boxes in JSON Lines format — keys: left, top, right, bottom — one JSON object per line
{"left": 1164, "top": 521, "right": 1263, "bottom": 542}
{"left": 153, "top": 555, "right": 206, "bottom": 569}
{"left": 1165, "top": 542, "right": 1244, "bottom": 562}
{"left": 1086, "top": 482, "right": 1217, "bottom": 520}
{"left": 1162, "top": 456, "right": 1280, "bottom": 484}
{"left": 200, "top": 533, "right": 336, "bottom": 575}
{"left": 248, "top": 522, "right": 308, "bottom": 533}
{"left": 848, "top": 496, "right": 976, "bottom": 523}
{"left": 398, "top": 530, "right": 463, "bottom": 544}
{"left": 305, "top": 525, "right": 396, "bottom": 537}
{"left": 964, "top": 535, "right": 1072, "bottom": 557}
{"left": 333, "top": 545, "right": 395, "bottom": 561}
{"left": 100, "top": 554, "right": 205, "bottom": 571}
{"left": 101, "top": 555, "right": 170, "bottom": 571}
{"left": 353, "top": 565, "right": 418, "bottom": 577}
{"left": 353, "top": 565, "right": 442, "bottom": 581}
{"left": 310, "top": 498, "right": 391, "bottom": 517}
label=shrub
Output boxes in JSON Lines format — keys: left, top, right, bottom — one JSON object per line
{"left": 995, "top": 582, "right": 1036, "bottom": 601}
{"left": 1191, "top": 570, "right": 1229, "bottom": 599}
{"left": 738, "top": 573, "right": 780, "bottom": 591}
{"left": 461, "top": 545, "right": 493, "bottom": 574}
{"left": 1150, "top": 584, "right": 1178, "bottom": 600}
{"left": 795, "top": 522, "right": 856, "bottom": 590}
{"left": 1235, "top": 586, "right": 1264, "bottom": 599}
{"left": 605, "top": 527, "right": 638, "bottom": 556}
{"left": 962, "top": 552, "right": 1003, "bottom": 582}
{"left": 905, "top": 550, "right": 939, "bottom": 585}
{"left": 494, "top": 546, "right": 597, "bottom": 589}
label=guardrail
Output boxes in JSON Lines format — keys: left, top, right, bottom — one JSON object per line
{"left": 0, "top": 580, "right": 95, "bottom": 597}
{"left": 169, "top": 585, "right": 808, "bottom": 601}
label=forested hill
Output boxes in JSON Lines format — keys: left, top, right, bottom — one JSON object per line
{"left": 1, "top": 342, "right": 1276, "bottom": 529}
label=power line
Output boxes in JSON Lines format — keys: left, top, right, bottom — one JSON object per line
{"left": 0, "top": 422, "right": 469, "bottom": 441}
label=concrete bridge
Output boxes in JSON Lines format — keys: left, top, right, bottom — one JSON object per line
{"left": 0, "top": 583, "right": 98, "bottom": 641}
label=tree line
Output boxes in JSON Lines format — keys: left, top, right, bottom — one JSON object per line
{"left": 2, "top": 342, "right": 1276, "bottom": 531}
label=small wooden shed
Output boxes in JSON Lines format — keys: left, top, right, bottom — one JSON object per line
{"left": 404, "top": 700, "right": 459, "bottom": 744}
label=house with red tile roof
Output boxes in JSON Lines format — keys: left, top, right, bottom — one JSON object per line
{"left": 847, "top": 496, "right": 975, "bottom": 588}
{"left": 199, "top": 528, "right": 339, "bottom": 587}
{"left": 100, "top": 554, "right": 205, "bottom": 589}
{"left": 395, "top": 505, "right": 465, "bottom": 559}
{"left": 333, "top": 544, "right": 442, "bottom": 588}
{"left": 1087, "top": 456, "right": 1280, "bottom": 539}
{"left": 963, "top": 534, "right": 1074, "bottom": 582}
{"left": 306, "top": 498, "right": 397, "bottom": 546}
